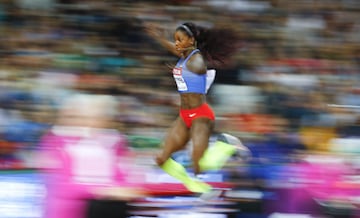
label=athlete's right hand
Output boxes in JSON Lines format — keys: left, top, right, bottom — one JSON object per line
{"left": 143, "top": 22, "right": 178, "bottom": 56}
{"left": 143, "top": 22, "right": 164, "bottom": 39}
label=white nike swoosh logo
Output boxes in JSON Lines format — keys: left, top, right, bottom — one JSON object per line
{"left": 189, "top": 113, "right": 196, "bottom": 117}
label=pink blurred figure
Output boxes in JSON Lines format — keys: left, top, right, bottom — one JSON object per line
{"left": 37, "top": 94, "right": 139, "bottom": 218}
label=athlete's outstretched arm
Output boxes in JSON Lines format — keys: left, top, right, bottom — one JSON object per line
{"left": 144, "top": 23, "right": 180, "bottom": 57}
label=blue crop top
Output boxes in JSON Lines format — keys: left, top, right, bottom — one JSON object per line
{"left": 172, "top": 49, "right": 207, "bottom": 94}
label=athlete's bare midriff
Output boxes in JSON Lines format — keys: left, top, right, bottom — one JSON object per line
{"left": 180, "top": 93, "right": 206, "bottom": 109}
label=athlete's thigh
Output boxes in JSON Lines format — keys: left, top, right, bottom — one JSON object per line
{"left": 190, "top": 117, "right": 214, "bottom": 147}
{"left": 190, "top": 118, "right": 214, "bottom": 173}
{"left": 163, "top": 116, "right": 190, "bottom": 153}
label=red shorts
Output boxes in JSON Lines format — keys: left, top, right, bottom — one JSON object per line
{"left": 179, "top": 103, "right": 215, "bottom": 128}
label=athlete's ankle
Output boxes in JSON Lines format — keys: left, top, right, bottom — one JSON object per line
{"left": 155, "top": 156, "right": 166, "bottom": 166}
{"left": 193, "top": 165, "right": 201, "bottom": 176}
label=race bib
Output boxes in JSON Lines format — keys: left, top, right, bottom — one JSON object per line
{"left": 173, "top": 67, "right": 188, "bottom": 91}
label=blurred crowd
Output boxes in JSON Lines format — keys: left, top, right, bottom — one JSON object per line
{"left": 1, "top": 0, "right": 359, "bottom": 162}
{"left": 0, "top": 0, "right": 360, "bottom": 217}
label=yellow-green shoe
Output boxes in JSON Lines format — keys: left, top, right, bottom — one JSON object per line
{"left": 161, "top": 158, "right": 212, "bottom": 193}
{"left": 199, "top": 133, "right": 251, "bottom": 171}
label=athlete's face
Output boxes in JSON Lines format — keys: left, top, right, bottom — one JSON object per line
{"left": 174, "top": 30, "right": 194, "bottom": 52}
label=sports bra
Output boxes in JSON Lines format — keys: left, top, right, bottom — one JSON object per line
{"left": 172, "top": 49, "right": 207, "bottom": 94}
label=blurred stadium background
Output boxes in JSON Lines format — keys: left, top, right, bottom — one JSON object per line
{"left": 0, "top": 0, "right": 359, "bottom": 217}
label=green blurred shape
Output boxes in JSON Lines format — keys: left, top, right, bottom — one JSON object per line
{"left": 53, "top": 54, "right": 91, "bottom": 69}
{"left": 127, "top": 135, "right": 161, "bottom": 149}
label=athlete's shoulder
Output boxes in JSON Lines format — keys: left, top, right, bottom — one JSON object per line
{"left": 187, "top": 52, "right": 206, "bottom": 74}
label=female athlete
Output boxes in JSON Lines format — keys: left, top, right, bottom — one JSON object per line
{"left": 145, "top": 22, "right": 240, "bottom": 192}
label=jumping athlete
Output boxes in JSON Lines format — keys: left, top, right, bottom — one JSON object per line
{"left": 145, "top": 22, "right": 247, "bottom": 193}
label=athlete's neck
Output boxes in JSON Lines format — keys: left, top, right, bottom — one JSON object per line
{"left": 180, "top": 47, "right": 196, "bottom": 58}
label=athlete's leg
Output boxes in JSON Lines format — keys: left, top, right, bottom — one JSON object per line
{"left": 156, "top": 117, "right": 210, "bottom": 193}
{"left": 190, "top": 117, "right": 214, "bottom": 175}
{"left": 155, "top": 116, "right": 190, "bottom": 165}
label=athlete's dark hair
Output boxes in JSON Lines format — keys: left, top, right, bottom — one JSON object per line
{"left": 176, "top": 22, "right": 239, "bottom": 67}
